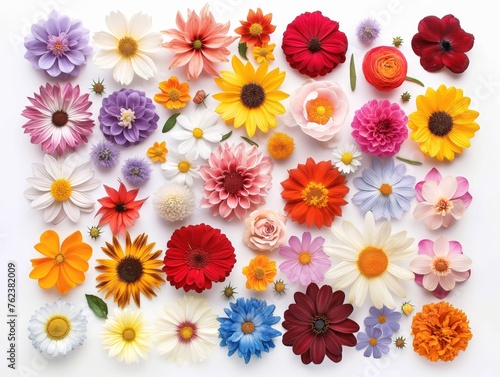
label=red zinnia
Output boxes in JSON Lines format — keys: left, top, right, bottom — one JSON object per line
{"left": 411, "top": 14, "right": 474, "bottom": 74}
{"left": 282, "top": 283, "right": 359, "bottom": 364}
{"left": 282, "top": 11, "right": 348, "bottom": 77}
{"left": 234, "top": 8, "right": 276, "bottom": 47}
{"left": 163, "top": 223, "right": 236, "bottom": 293}
{"left": 95, "top": 181, "right": 147, "bottom": 235}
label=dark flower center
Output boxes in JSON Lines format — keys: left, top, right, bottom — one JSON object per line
{"left": 186, "top": 247, "right": 210, "bottom": 269}
{"left": 115, "top": 203, "right": 127, "bottom": 212}
{"left": 240, "top": 83, "right": 265, "bottom": 108}
{"left": 308, "top": 37, "right": 322, "bottom": 52}
{"left": 52, "top": 110, "right": 68, "bottom": 127}
{"left": 375, "top": 119, "right": 392, "bottom": 135}
{"left": 223, "top": 171, "right": 244, "bottom": 195}
{"left": 428, "top": 111, "right": 453, "bottom": 136}
{"left": 311, "top": 315, "right": 330, "bottom": 335}
{"left": 117, "top": 256, "right": 143, "bottom": 283}
{"left": 439, "top": 40, "right": 452, "bottom": 52}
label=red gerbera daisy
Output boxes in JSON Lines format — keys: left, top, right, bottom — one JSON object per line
{"left": 282, "top": 283, "right": 359, "bottom": 364}
{"left": 411, "top": 14, "right": 474, "bottom": 73}
{"left": 234, "top": 8, "right": 276, "bottom": 47}
{"left": 163, "top": 223, "right": 236, "bottom": 293}
{"left": 280, "top": 157, "right": 349, "bottom": 228}
{"left": 282, "top": 11, "right": 348, "bottom": 77}
{"left": 95, "top": 181, "right": 147, "bottom": 235}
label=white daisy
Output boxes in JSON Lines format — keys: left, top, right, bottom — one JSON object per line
{"left": 28, "top": 299, "right": 87, "bottom": 357}
{"left": 170, "top": 109, "right": 225, "bottom": 159}
{"left": 155, "top": 296, "right": 219, "bottom": 364}
{"left": 92, "top": 11, "right": 162, "bottom": 85}
{"left": 24, "top": 153, "right": 101, "bottom": 224}
{"left": 152, "top": 183, "right": 196, "bottom": 222}
{"left": 161, "top": 150, "right": 200, "bottom": 186}
{"left": 323, "top": 211, "right": 416, "bottom": 309}
{"left": 331, "top": 143, "right": 362, "bottom": 174}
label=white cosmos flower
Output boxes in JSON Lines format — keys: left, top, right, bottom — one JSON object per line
{"left": 331, "top": 143, "right": 362, "bottom": 174}
{"left": 324, "top": 211, "right": 416, "bottom": 309}
{"left": 28, "top": 299, "right": 87, "bottom": 357}
{"left": 92, "top": 11, "right": 162, "bottom": 85}
{"left": 24, "top": 153, "right": 101, "bottom": 224}
{"left": 161, "top": 150, "right": 200, "bottom": 186}
{"left": 170, "top": 109, "right": 225, "bottom": 159}
{"left": 155, "top": 296, "right": 219, "bottom": 364}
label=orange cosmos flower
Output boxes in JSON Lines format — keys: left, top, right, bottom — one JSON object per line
{"left": 235, "top": 8, "right": 276, "bottom": 47}
{"left": 30, "top": 230, "right": 92, "bottom": 294}
{"left": 154, "top": 76, "right": 191, "bottom": 109}
{"left": 242, "top": 255, "right": 277, "bottom": 291}
{"left": 281, "top": 157, "right": 349, "bottom": 228}
{"left": 146, "top": 141, "right": 168, "bottom": 163}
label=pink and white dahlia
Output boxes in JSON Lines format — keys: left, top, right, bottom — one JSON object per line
{"left": 162, "top": 4, "right": 238, "bottom": 80}
{"left": 199, "top": 142, "right": 273, "bottom": 221}
{"left": 413, "top": 168, "right": 472, "bottom": 230}
{"left": 22, "top": 82, "right": 94, "bottom": 155}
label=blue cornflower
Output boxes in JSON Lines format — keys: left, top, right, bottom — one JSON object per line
{"left": 218, "top": 297, "right": 281, "bottom": 364}
{"left": 121, "top": 157, "right": 152, "bottom": 186}
{"left": 364, "top": 305, "right": 402, "bottom": 337}
{"left": 356, "top": 326, "right": 391, "bottom": 358}
{"left": 90, "top": 140, "right": 120, "bottom": 168}
{"left": 352, "top": 157, "right": 416, "bottom": 220}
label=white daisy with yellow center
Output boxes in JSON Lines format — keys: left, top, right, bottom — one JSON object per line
{"left": 161, "top": 150, "right": 200, "bottom": 186}
{"left": 331, "top": 143, "right": 362, "bottom": 174}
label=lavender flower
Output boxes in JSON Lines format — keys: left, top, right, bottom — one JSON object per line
{"left": 122, "top": 157, "right": 152, "bottom": 186}
{"left": 355, "top": 18, "right": 381, "bottom": 44}
{"left": 90, "top": 140, "right": 120, "bottom": 168}
{"left": 24, "top": 11, "right": 92, "bottom": 79}
{"left": 98, "top": 89, "right": 159, "bottom": 146}
{"left": 364, "top": 305, "right": 402, "bottom": 337}
{"left": 356, "top": 326, "right": 391, "bottom": 358}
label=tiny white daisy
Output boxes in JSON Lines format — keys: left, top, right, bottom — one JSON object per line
{"left": 332, "top": 143, "right": 362, "bottom": 174}
{"left": 161, "top": 150, "right": 200, "bottom": 186}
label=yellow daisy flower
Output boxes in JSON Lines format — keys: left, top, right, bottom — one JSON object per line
{"left": 252, "top": 42, "right": 276, "bottom": 63}
{"left": 146, "top": 141, "right": 168, "bottom": 163}
{"left": 408, "top": 85, "right": 479, "bottom": 161}
{"left": 213, "top": 55, "right": 288, "bottom": 137}
{"left": 154, "top": 76, "right": 191, "bottom": 110}
{"left": 242, "top": 254, "right": 277, "bottom": 291}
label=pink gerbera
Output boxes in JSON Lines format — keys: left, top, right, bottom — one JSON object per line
{"left": 162, "top": 4, "right": 238, "bottom": 80}
{"left": 199, "top": 142, "right": 273, "bottom": 221}
{"left": 22, "top": 82, "right": 94, "bottom": 155}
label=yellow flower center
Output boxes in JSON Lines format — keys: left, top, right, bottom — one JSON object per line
{"left": 179, "top": 325, "right": 194, "bottom": 340}
{"left": 357, "top": 246, "right": 389, "bottom": 278}
{"left": 122, "top": 328, "right": 136, "bottom": 341}
{"left": 259, "top": 47, "right": 269, "bottom": 56}
{"left": 254, "top": 267, "right": 265, "bottom": 280}
{"left": 193, "top": 39, "right": 203, "bottom": 50}
{"left": 249, "top": 23, "right": 263, "bottom": 36}
{"left": 54, "top": 253, "right": 65, "bottom": 265}
{"left": 192, "top": 128, "right": 204, "bottom": 139}
{"left": 341, "top": 152, "right": 353, "bottom": 165}
{"left": 46, "top": 316, "right": 70, "bottom": 340}
{"left": 118, "top": 108, "right": 136, "bottom": 129}
{"left": 154, "top": 148, "right": 164, "bottom": 156}
{"left": 50, "top": 178, "right": 72, "bottom": 201}
{"left": 379, "top": 183, "right": 393, "bottom": 196}
{"left": 168, "top": 88, "right": 180, "bottom": 101}
{"left": 378, "top": 315, "right": 387, "bottom": 324}
{"left": 306, "top": 97, "right": 334, "bottom": 125}
{"left": 302, "top": 182, "right": 329, "bottom": 208}
{"left": 178, "top": 161, "right": 191, "bottom": 173}
{"left": 298, "top": 252, "right": 312, "bottom": 265}
{"left": 433, "top": 257, "right": 450, "bottom": 275}
{"left": 369, "top": 338, "right": 378, "bottom": 346}
{"left": 241, "top": 321, "right": 255, "bottom": 334}
{"left": 434, "top": 198, "right": 454, "bottom": 215}
{"left": 118, "top": 36, "right": 138, "bottom": 57}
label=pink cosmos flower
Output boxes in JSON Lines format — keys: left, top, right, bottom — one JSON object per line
{"left": 199, "top": 142, "right": 273, "bottom": 221}
{"left": 413, "top": 168, "right": 472, "bottom": 229}
{"left": 162, "top": 4, "right": 238, "bottom": 80}
{"left": 409, "top": 236, "right": 472, "bottom": 299}
{"left": 279, "top": 232, "right": 331, "bottom": 286}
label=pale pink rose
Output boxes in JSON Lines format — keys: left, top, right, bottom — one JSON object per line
{"left": 243, "top": 209, "right": 287, "bottom": 252}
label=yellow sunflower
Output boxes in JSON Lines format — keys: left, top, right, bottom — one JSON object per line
{"left": 95, "top": 232, "right": 164, "bottom": 308}
{"left": 408, "top": 84, "right": 479, "bottom": 161}
{"left": 213, "top": 55, "right": 288, "bottom": 137}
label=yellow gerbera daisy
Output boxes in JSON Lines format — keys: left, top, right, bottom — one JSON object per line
{"left": 408, "top": 85, "right": 479, "bottom": 161}
{"left": 213, "top": 55, "right": 288, "bottom": 137}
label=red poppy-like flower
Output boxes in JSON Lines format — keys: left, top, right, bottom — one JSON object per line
{"left": 234, "top": 8, "right": 276, "bottom": 47}
{"left": 95, "top": 181, "right": 147, "bottom": 235}
{"left": 163, "top": 223, "right": 236, "bottom": 293}
{"left": 282, "top": 11, "right": 348, "bottom": 77}
{"left": 411, "top": 14, "right": 474, "bottom": 74}
{"left": 362, "top": 46, "right": 407, "bottom": 92}
{"left": 282, "top": 283, "right": 359, "bottom": 364}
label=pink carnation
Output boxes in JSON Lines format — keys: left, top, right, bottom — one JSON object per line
{"left": 243, "top": 209, "right": 287, "bottom": 252}
{"left": 351, "top": 99, "right": 408, "bottom": 157}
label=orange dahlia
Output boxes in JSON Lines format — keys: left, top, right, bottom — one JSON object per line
{"left": 411, "top": 301, "right": 472, "bottom": 362}
{"left": 234, "top": 8, "right": 276, "bottom": 47}
{"left": 281, "top": 158, "right": 349, "bottom": 228}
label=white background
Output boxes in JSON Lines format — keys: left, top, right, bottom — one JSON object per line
{"left": 1, "top": 0, "right": 498, "bottom": 376}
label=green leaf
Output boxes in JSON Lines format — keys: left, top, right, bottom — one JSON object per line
{"left": 241, "top": 136, "right": 259, "bottom": 147}
{"left": 238, "top": 42, "right": 248, "bottom": 60}
{"left": 85, "top": 294, "right": 108, "bottom": 319}
{"left": 405, "top": 76, "right": 424, "bottom": 87}
{"left": 349, "top": 53, "right": 356, "bottom": 91}
{"left": 220, "top": 130, "right": 232, "bottom": 141}
{"left": 396, "top": 156, "right": 423, "bottom": 165}
{"left": 162, "top": 113, "right": 180, "bottom": 133}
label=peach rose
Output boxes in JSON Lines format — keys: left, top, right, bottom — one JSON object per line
{"left": 243, "top": 209, "right": 287, "bottom": 252}
{"left": 362, "top": 46, "right": 407, "bottom": 92}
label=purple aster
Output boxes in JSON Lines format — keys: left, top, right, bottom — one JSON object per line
{"left": 364, "top": 305, "right": 402, "bottom": 337}
{"left": 121, "top": 157, "right": 152, "bottom": 186}
{"left": 352, "top": 157, "right": 416, "bottom": 220}
{"left": 356, "top": 326, "right": 391, "bottom": 358}
{"left": 98, "top": 89, "right": 159, "bottom": 147}
{"left": 278, "top": 232, "right": 331, "bottom": 286}
{"left": 355, "top": 18, "right": 381, "bottom": 44}
{"left": 90, "top": 140, "right": 120, "bottom": 168}
{"left": 24, "top": 11, "right": 92, "bottom": 79}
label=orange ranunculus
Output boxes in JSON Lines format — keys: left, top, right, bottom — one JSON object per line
{"left": 362, "top": 46, "right": 407, "bottom": 92}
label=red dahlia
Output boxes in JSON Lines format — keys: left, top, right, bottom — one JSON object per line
{"left": 163, "top": 223, "right": 236, "bottom": 293}
{"left": 282, "top": 11, "right": 348, "bottom": 77}
{"left": 282, "top": 283, "right": 359, "bottom": 364}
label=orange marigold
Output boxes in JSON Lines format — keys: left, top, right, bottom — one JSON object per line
{"left": 154, "top": 76, "right": 191, "bottom": 109}
{"left": 242, "top": 254, "right": 277, "bottom": 291}
{"left": 411, "top": 301, "right": 472, "bottom": 362}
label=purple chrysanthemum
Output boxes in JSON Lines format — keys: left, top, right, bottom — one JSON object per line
{"left": 90, "top": 140, "right": 120, "bottom": 168}
{"left": 356, "top": 326, "right": 391, "bottom": 358}
{"left": 364, "top": 305, "right": 402, "bottom": 337}
{"left": 24, "top": 11, "right": 92, "bottom": 79}
{"left": 121, "top": 157, "right": 152, "bottom": 186}
{"left": 351, "top": 99, "right": 408, "bottom": 157}
{"left": 355, "top": 18, "right": 381, "bottom": 44}
{"left": 98, "top": 89, "right": 159, "bottom": 147}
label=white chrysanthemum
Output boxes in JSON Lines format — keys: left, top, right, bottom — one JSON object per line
{"left": 28, "top": 299, "right": 87, "bottom": 357}
{"left": 170, "top": 109, "right": 225, "bottom": 160}
{"left": 101, "top": 308, "right": 153, "bottom": 364}
{"left": 161, "top": 150, "right": 200, "bottom": 186}
{"left": 155, "top": 296, "right": 219, "bottom": 364}
{"left": 324, "top": 211, "right": 416, "bottom": 308}
{"left": 152, "top": 183, "right": 196, "bottom": 221}
{"left": 92, "top": 11, "right": 162, "bottom": 85}
{"left": 24, "top": 153, "right": 101, "bottom": 224}
{"left": 331, "top": 143, "right": 362, "bottom": 174}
